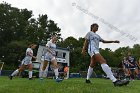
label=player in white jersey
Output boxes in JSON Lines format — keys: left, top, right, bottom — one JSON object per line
{"left": 82, "top": 23, "right": 129, "bottom": 86}
{"left": 9, "top": 44, "right": 37, "bottom": 80}
{"left": 40, "top": 36, "right": 63, "bottom": 82}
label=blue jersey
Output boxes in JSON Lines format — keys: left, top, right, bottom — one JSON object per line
{"left": 127, "top": 56, "right": 137, "bottom": 68}
{"left": 122, "top": 59, "right": 129, "bottom": 68}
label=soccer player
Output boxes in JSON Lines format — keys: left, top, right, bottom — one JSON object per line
{"left": 122, "top": 57, "right": 131, "bottom": 79}
{"left": 9, "top": 44, "right": 37, "bottom": 80}
{"left": 82, "top": 23, "right": 129, "bottom": 86}
{"left": 40, "top": 36, "right": 63, "bottom": 82}
{"left": 126, "top": 52, "right": 140, "bottom": 79}
{"left": 64, "top": 65, "right": 69, "bottom": 79}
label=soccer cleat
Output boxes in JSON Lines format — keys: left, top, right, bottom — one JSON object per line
{"left": 29, "top": 78, "right": 33, "bottom": 80}
{"left": 125, "top": 76, "right": 130, "bottom": 80}
{"left": 39, "top": 78, "right": 44, "bottom": 80}
{"left": 9, "top": 75, "right": 13, "bottom": 80}
{"left": 113, "top": 80, "right": 129, "bottom": 87}
{"left": 86, "top": 79, "right": 91, "bottom": 83}
{"left": 55, "top": 78, "right": 63, "bottom": 82}
{"left": 122, "top": 80, "right": 130, "bottom": 86}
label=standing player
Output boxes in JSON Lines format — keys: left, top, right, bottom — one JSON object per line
{"left": 82, "top": 23, "right": 129, "bottom": 86}
{"left": 122, "top": 57, "right": 131, "bottom": 79}
{"left": 64, "top": 65, "right": 69, "bottom": 79}
{"left": 126, "top": 52, "right": 140, "bottom": 79}
{"left": 9, "top": 44, "right": 37, "bottom": 80}
{"left": 40, "top": 36, "right": 63, "bottom": 82}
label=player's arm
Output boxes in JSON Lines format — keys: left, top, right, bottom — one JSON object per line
{"left": 136, "top": 61, "right": 140, "bottom": 68}
{"left": 82, "top": 39, "right": 88, "bottom": 55}
{"left": 134, "top": 58, "right": 139, "bottom": 67}
{"left": 122, "top": 61, "right": 125, "bottom": 68}
{"left": 46, "top": 42, "right": 53, "bottom": 54}
{"left": 46, "top": 46, "right": 54, "bottom": 55}
{"left": 101, "top": 40, "right": 120, "bottom": 43}
{"left": 46, "top": 43, "right": 55, "bottom": 56}
{"left": 27, "top": 52, "right": 36, "bottom": 59}
{"left": 127, "top": 61, "right": 134, "bottom": 66}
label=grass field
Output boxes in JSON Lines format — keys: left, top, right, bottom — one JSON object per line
{"left": 0, "top": 76, "right": 140, "bottom": 93}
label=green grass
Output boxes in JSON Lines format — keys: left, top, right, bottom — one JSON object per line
{"left": 0, "top": 76, "right": 140, "bottom": 93}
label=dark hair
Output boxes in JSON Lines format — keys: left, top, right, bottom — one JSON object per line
{"left": 28, "top": 43, "right": 36, "bottom": 48}
{"left": 90, "top": 23, "right": 99, "bottom": 31}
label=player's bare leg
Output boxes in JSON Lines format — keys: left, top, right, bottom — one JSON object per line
{"left": 40, "top": 60, "right": 48, "bottom": 80}
{"left": 9, "top": 65, "right": 25, "bottom": 80}
{"left": 86, "top": 57, "right": 96, "bottom": 83}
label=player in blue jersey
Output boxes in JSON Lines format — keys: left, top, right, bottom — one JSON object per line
{"left": 122, "top": 57, "right": 131, "bottom": 79}
{"left": 82, "top": 23, "right": 129, "bottom": 86}
{"left": 126, "top": 52, "right": 140, "bottom": 79}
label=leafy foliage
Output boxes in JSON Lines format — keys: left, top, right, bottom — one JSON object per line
{"left": 0, "top": 2, "right": 61, "bottom": 69}
{"left": 1, "top": 2, "right": 140, "bottom": 72}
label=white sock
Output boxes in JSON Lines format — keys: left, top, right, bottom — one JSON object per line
{"left": 86, "top": 66, "right": 93, "bottom": 80}
{"left": 101, "top": 64, "right": 117, "bottom": 82}
{"left": 11, "top": 69, "right": 19, "bottom": 76}
{"left": 54, "top": 68, "right": 59, "bottom": 79}
{"left": 45, "top": 69, "right": 48, "bottom": 77}
{"left": 29, "top": 71, "right": 32, "bottom": 78}
{"left": 39, "top": 70, "right": 44, "bottom": 78}
{"left": 43, "top": 70, "right": 47, "bottom": 77}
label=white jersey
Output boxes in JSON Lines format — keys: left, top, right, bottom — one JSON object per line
{"left": 44, "top": 40, "right": 56, "bottom": 61}
{"left": 25, "top": 48, "right": 33, "bottom": 60}
{"left": 85, "top": 31, "right": 103, "bottom": 54}
{"left": 46, "top": 40, "right": 56, "bottom": 55}
{"left": 21, "top": 48, "right": 33, "bottom": 65}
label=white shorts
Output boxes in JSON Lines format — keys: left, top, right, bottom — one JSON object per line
{"left": 21, "top": 58, "right": 32, "bottom": 65}
{"left": 44, "top": 52, "right": 56, "bottom": 62}
{"left": 88, "top": 50, "right": 100, "bottom": 57}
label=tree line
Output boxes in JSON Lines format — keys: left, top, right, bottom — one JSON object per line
{"left": 0, "top": 2, "right": 140, "bottom": 73}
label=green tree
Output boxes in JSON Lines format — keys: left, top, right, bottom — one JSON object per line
{"left": 0, "top": 2, "right": 62, "bottom": 69}
{"left": 0, "top": 2, "right": 32, "bottom": 46}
